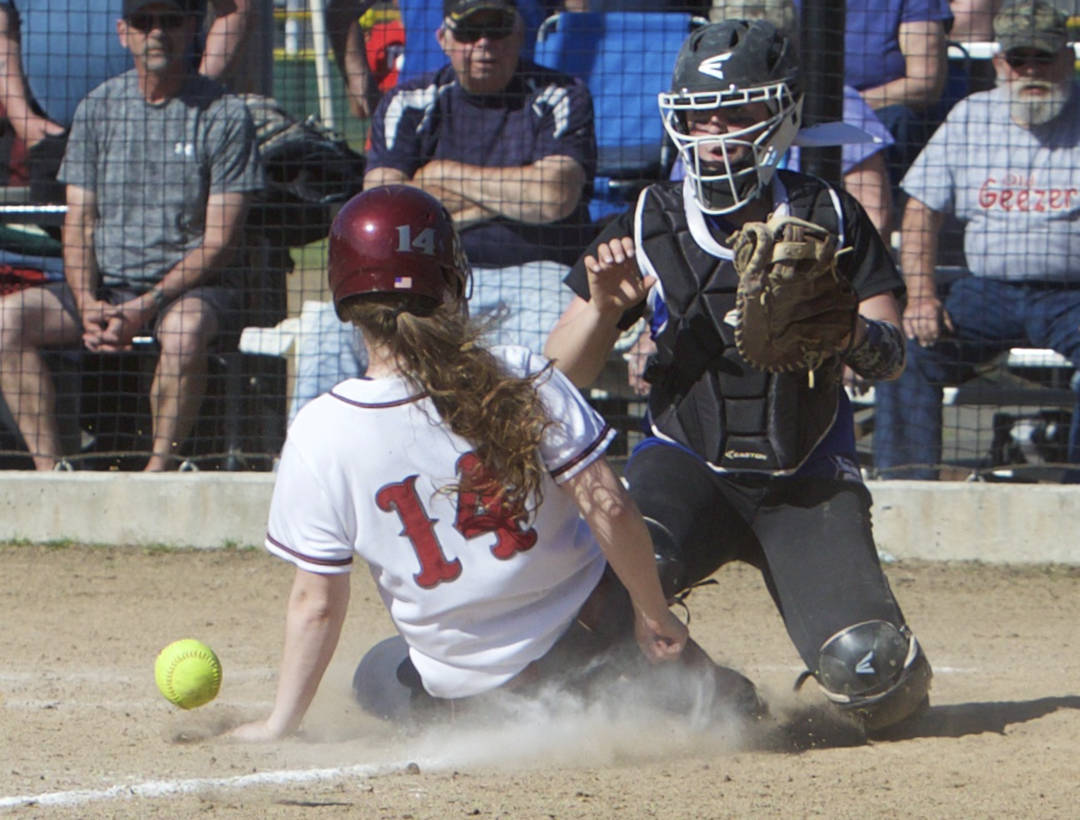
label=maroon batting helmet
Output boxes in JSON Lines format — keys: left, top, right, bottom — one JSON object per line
{"left": 328, "top": 185, "right": 470, "bottom": 315}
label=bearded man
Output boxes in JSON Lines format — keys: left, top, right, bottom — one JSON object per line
{"left": 873, "top": 0, "right": 1080, "bottom": 481}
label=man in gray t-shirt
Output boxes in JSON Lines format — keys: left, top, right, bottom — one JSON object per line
{"left": 874, "top": 0, "right": 1080, "bottom": 481}
{"left": 0, "top": 0, "right": 263, "bottom": 472}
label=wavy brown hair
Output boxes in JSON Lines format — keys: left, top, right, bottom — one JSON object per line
{"left": 339, "top": 294, "right": 552, "bottom": 517}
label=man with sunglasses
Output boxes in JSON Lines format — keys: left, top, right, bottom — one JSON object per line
{"left": 363, "top": 0, "right": 596, "bottom": 349}
{"left": 0, "top": 0, "right": 263, "bottom": 470}
{"left": 874, "top": 0, "right": 1080, "bottom": 481}
{"left": 0, "top": 0, "right": 255, "bottom": 203}
{"left": 283, "top": 0, "right": 597, "bottom": 423}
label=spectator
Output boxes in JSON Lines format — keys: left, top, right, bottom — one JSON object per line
{"left": 0, "top": 0, "right": 264, "bottom": 471}
{"left": 544, "top": 20, "right": 931, "bottom": 733}
{"left": 874, "top": 0, "right": 1080, "bottom": 480}
{"left": 365, "top": 0, "right": 594, "bottom": 269}
{"left": 840, "top": 0, "right": 953, "bottom": 186}
{"left": 0, "top": 0, "right": 255, "bottom": 202}
{"left": 289, "top": 0, "right": 597, "bottom": 422}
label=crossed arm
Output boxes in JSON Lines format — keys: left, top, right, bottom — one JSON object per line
{"left": 365, "top": 155, "right": 587, "bottom": 227}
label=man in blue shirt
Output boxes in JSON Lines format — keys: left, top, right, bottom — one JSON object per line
{"left": 288, "top": 0, "right": 597, "bottom": 423}
{"left": 842, "top": 0, "right": 953, "bottom": 184}
{"left": 365, "top": 0, "right": 596, "bottom": 353}
{"left": 365, "top": 0, "right": 596, "bottom": 270}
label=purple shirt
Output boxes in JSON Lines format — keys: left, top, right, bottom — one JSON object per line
{"left": 367, "top": 60, "right": 597, "bottom": 267}
{"left": 794, "top": 0, "right": 952, "bottom": 91}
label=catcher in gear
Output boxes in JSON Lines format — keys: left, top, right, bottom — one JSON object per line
{"left": 546, "top": 20, "right": 930, "bottom": 734}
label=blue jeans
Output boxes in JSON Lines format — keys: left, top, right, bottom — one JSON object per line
{"left": 874, "top": 275, "right": 1080, "bottom": 480}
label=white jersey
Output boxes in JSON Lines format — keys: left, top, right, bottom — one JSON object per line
{"left": 265, "top": 346, "right": 615, "bottom": 698}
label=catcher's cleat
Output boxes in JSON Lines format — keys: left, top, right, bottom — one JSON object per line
{"left": 711, "top": 663, "right": 770, "bottom": 723}
{"left": 680, "top": 638, "right": 768, "bottom": 724}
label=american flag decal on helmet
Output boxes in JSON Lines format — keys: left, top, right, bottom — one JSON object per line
{"left": 394, "top": 276, "right": 413, "bottom": 288}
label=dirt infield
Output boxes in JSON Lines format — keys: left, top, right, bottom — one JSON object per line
{"left": 2, "top": 543, "right": 1078, "bottom": 818}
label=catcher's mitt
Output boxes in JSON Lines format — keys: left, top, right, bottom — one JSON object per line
{"left": 728, "top": 212, "right": 857, "bottom": 384}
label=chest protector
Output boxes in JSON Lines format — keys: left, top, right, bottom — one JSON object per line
{"left": 635, "top": 180, "right": 842, "bottom": 474}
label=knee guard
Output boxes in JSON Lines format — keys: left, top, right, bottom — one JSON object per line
{"left": 812, "top": 620, "right": 932, "bottom": 731}
{"left": 645, "top": 516, "right": 686, "bottom": 600}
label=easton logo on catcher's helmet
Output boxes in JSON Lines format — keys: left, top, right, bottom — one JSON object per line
{"left": 328, "top": 185, "right": 471, "bottom": 316}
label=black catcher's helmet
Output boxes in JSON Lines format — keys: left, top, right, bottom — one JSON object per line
{"left": 660, "top": 19, "right": 803, "bottom": 214}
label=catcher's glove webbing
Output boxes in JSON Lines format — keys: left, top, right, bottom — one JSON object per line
{"left": 728, "top": 213, "right": 857, "bottom": 387}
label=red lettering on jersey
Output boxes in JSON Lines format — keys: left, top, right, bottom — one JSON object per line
{"left": 376, "top": 475, "right": 462, "bottom": 588}
{"left": 454, "top": 452, "right": 538, "bottom": 559}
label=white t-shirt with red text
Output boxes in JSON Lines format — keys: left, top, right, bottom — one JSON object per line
{"left": 902, "top": 82, "right": 1080, "bottom": 282}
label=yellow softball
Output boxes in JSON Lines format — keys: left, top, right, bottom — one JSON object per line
{"left": 154, "top": 638, "right": 222, "bottom": 709}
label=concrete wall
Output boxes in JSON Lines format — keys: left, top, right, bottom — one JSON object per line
{"left": 0, "top": 474, "right": 1076, "bottom": 564}
{"left": 869, "top": 482, "right": 1079, "bottom": 564}
{"left": 0, "top": 473, "right": 274, "bottom": 549}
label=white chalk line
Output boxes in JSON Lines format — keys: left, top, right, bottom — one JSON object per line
{"left": 0, "top": 668, "right": 277, "bottom": 684}
{"left": 0, "top": 758, "right": 435, "bottom": 810}
{"left": 3, "top": 697, "right": 271, "bottom": 711}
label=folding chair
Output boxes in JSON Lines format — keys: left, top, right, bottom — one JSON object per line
{"left": 534, "top": 11, "right": 704, "bottom": 221}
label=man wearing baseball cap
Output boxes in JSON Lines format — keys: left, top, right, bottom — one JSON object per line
{"left": 0, "top": 0, "right": 264, "bottom": 471}
{"left": 875, "top": 0, "right": 1080, "bottom": 482}
{"left": 367, "top": 0, "right": 595, "bottom": 329}
{"left": 286, "top": 0, "right": 597, "bottom": 421}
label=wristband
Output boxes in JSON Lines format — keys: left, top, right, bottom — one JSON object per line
{"left": 845, "top": 318, "right": 906, "bottom": 381}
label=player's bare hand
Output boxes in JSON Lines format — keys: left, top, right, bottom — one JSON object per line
{"left": 903, "top": 294, "right": 953, "bottom": 347}
{"left": 634, "top": 608, "right": 688, "bottom": 663}
{"left": 584, "top": 237, "right": 655, "bottom": 315}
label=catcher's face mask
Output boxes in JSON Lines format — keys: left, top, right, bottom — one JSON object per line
{"left": 660, "top": 81, "right": 803, "bottom": 215}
